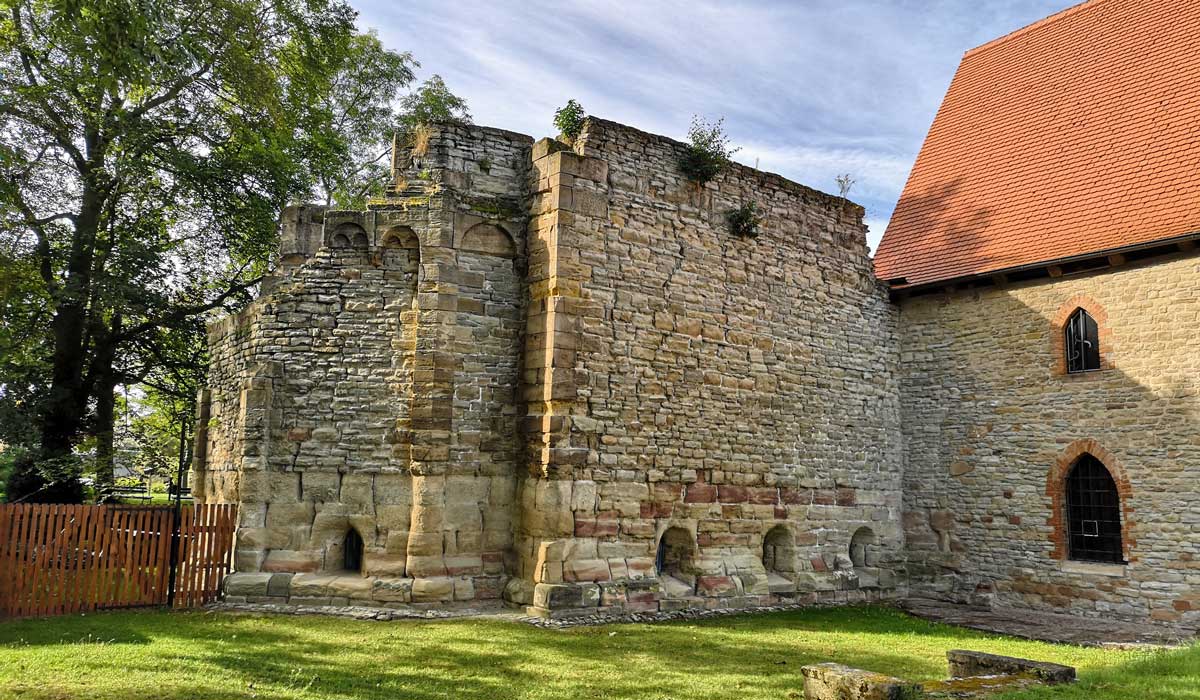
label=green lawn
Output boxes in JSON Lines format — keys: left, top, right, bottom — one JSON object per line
{"left": 0, "top": 606, "right": 1194, "bottom": 700}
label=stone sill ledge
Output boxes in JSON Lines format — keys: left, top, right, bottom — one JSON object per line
{"left": 1059, "top": 560, "right": 1127, "bottom": 577}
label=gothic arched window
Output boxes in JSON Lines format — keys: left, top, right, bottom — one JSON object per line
{"left": 1065, "top": 454, "right": 1124, "bottom": 563}
{"left": 1065, "top": 308, "right": 1101, "bottom": 373}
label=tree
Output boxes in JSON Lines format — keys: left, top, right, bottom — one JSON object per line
{"left": 0, "top": 0, "right": 358, "bottom": 501}
{"left": 399, "top": 75, "right": 472, "bottom": 132}
{"left": 309, "top": 31, "right": 417, "bottom": 209}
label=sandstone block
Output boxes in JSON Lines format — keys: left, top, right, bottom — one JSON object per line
{"left": 411, "top": 577, "right": 455, "bottom": 603}
{"left": 224, "top": 572, "right": 273, "bottom": 597}
{"left": 800, "top": 663, "right": 923, "bottom": 700}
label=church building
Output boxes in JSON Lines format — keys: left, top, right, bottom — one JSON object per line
{"left": 202, "top": 0, "right": 1200, "bottom": 630}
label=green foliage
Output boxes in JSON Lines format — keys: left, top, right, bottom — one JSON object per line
{"left": 679, "top": 116, "right": 740, "bottom": 184}
{"left": 727, "top": 201, "right": 763, "bottom": 238}
{"left": 4, "top": 449, "right": 83, "bottom": 503}
{"left": 399, "top": 74, "right": 472, "bottom": 131}
{"left": 0, "top": 606, "right": 1174, "bottom": 699}
{"left": 0, "top": 0, "right": 367, "bottom": 480}
{"left": 306, "top": 30, "right": 418, "bottom": 208}
{"left": 0, "top": 446, "right": 21, "bottom": 501}
{"left": 0, "top": 251, "right": 49, "bottom": 446}
{"left": 553, "top": 99, "right": 587, "bottom": 141}
{"left": 114, "top": 476, "right": 142, "bottom": 489}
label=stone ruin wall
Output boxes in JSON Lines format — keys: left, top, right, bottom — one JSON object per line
{"left": 514, "top": 120, "right": 905, "bottom": 614}
{"left": 200, "top": 117, "right": 907, "bottom": 615}
{"left": 899, "top": 255, "right": 1200, "bottom": 631}
{"left": 199, "top": 123, "right": 533, "bottom": 605}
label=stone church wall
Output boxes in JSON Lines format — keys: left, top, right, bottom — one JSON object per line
{"left": 899, "top": 254, "right": 1200, "bottom": 630}
{"left": 515, "top": 119, "right": 906, "bottom": 615}
{"left": 199, "top": 123, "right": 533, "bottom": 605}
{"left": 202, "top": 116, "right": 907, "bottom": 614}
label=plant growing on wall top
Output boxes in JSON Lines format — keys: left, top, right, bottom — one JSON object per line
{"left": 835, "top": 173, "right": 856, "bottom": 200}
{"left": 680, "top": 116, "right": 740, "bottom": 185}
{"left": 554, "top": 99, "right": 587, "bottom": 141}
{"left": 727, "top": 201, "right": 763, "bottom": 239}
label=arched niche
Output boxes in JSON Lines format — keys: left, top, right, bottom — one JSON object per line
{"left": 342, "top": 528, "right": 364, "bottom": 573}
{"left": 655, "top": 526, "right": 697, "bottom": 598}
{"left": 762, "top": 525, "right": 796, "bottom": 574}
{"left": 330, "top": 221, "right": 369, "bottom": 250}
{"left": 460, "top": 222, "right": 516, "bottom": 259}
{"left": 850, "top": 526, "right": 878, "bottom": 568}
{"left": 380, "top": 225, "right": 421, "bottom": 270}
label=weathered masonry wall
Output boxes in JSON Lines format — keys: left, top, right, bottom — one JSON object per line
{"left": 899, "top": 254, "right": 1200, "bottom": 630}
{"left": 202, "top": 117, "right": 906, "bottom": 614}
{"left": 515, "top": 119, "right": 906, "bottom": 615}
{"left": 198, "top": 123, "right": 532, "bottom": 606}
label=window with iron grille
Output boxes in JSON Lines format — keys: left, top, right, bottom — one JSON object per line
{"left": 1065, "top": 308, "right": 1101, "bottom": 373}
{"left": 1065, "top": 455, "right": 1124, "bottom": 563}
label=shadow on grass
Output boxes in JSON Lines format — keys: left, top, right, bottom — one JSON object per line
{"left": 0, "top": 606, "right": 1167, "bottom": 700}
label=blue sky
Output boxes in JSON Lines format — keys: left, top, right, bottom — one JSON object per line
{"left": 355, "top": 0, "right": 1077, "bottom": 249}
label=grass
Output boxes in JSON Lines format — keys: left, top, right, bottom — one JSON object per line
{"left": 0, "top": 605, "right": 1194, "bottom": 700}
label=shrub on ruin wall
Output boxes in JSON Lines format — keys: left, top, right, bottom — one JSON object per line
{"left": 554, "top": 99, "right": 587, "bottom": 142}
{"left": 679, "top": 116, "right": 739, "bottom": 184}
{"left": 727, "top": 201, "right": 762, "bottom": 238}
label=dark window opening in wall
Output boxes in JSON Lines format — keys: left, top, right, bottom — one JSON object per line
{"left": 1066, "top": 455, "right": 1124, "bottom": 563}
{"left": 343, "top": 529, "right": 364, "bottom": 573}
{"left": 655, "top": 527, "right": 694, "bottom": 578}
{"left": 762, "top": 526, "right": 795, "bottom": 574}
{"left": 1065, "top": 308, "right": 1101, "bottom": 373}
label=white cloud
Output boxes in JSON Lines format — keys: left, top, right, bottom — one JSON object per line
{"left": 354, "top": 0, "right": 1078, "bottom": 228}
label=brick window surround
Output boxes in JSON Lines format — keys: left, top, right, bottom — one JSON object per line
{"left": 1045, "top": 439, "right": 1135, "bottom": 563}
{"left": 1051, "top": 295, "right": 1113, "bottom": 375}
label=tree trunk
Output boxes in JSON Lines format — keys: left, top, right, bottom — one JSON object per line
{"left": 32, "top": 176, "right": 104, "bottom": 503}
{"left": 91, "top": 313, "right": 122, "bottom": 501}
{"left": 92, "top": 367, "right": 117, "bottom": 501}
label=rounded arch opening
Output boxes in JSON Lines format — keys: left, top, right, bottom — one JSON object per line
{"left": 849, "top": 526, "right": 877, "bottom": 568}
{"left": 343, "top": 528, "right": 364, "bottom": 574}
{"left": 655, "top": 526, "right": 695, "bottom": 580}
{"left": 1065, "top": 454, "right": 1124, "bottom": 564}
{"left": 461, "top": 222, "right": 516, "bottom": 258}
{"left": 762, "top": 525, "right": 795, "bottom": 574}
{"left": 380, "top": 225, "right": 421, "bottom": 274}
{"left": 330, "top": 222, "right": 368, "bottom": 250}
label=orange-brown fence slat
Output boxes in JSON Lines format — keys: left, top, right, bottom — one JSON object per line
{"left": 0, "top": 507, "right": 12, "bottom": 616}
{"left": 180, "top": 505, "right": 198, "bottom": 608}
{"left": 12, "top": 504, "right": 31, "bottom": 617}
{"left": 202, "top": 505, "right": 218, "bottom": 603}
{"left": 46, "top": 506, "right": 62, "bottom": 617}
{"left": 2, "top": 505, "right": 19, "bottom": 617}
{"left": 0, "top": 503, "right": 237, "bottom": 619}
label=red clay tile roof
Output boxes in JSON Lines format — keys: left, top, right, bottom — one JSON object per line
{"left": 874, "top": 0, "right": 1200, "bottom": 288}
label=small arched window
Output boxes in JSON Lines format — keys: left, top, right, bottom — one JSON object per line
{"left": 655, "top": 527, "right": 695, "bottom": 578}
{"left": 1065, "top": 455, "right": 1123, "bottom": 563}
{"left": 762, "top": 526, "right": 795, "bottom": 574}
{"left": 343, "top": 528, "right": 364, "bottom": 573}
{"left": 849, "top": 526, "right": 877, "bottom": 568}
{"left": 1065, "top": 308, "right": 1101, "bottom": 373}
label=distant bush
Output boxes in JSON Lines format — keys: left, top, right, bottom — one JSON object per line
{"left": 116, "top": 476, "right": 143, "bottom": 489}
{"left": 554, "top": 99, "right": 587, "bottom": 141}
{"left": 679, "top": 116, "right": 740, "bottom": 185}
{"left": 727, "top": 201, "right": 763, "bottom": 238}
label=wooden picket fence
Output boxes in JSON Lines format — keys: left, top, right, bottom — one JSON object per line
{"left": 0, "top": 503, "right": 237, "bottom": 618}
